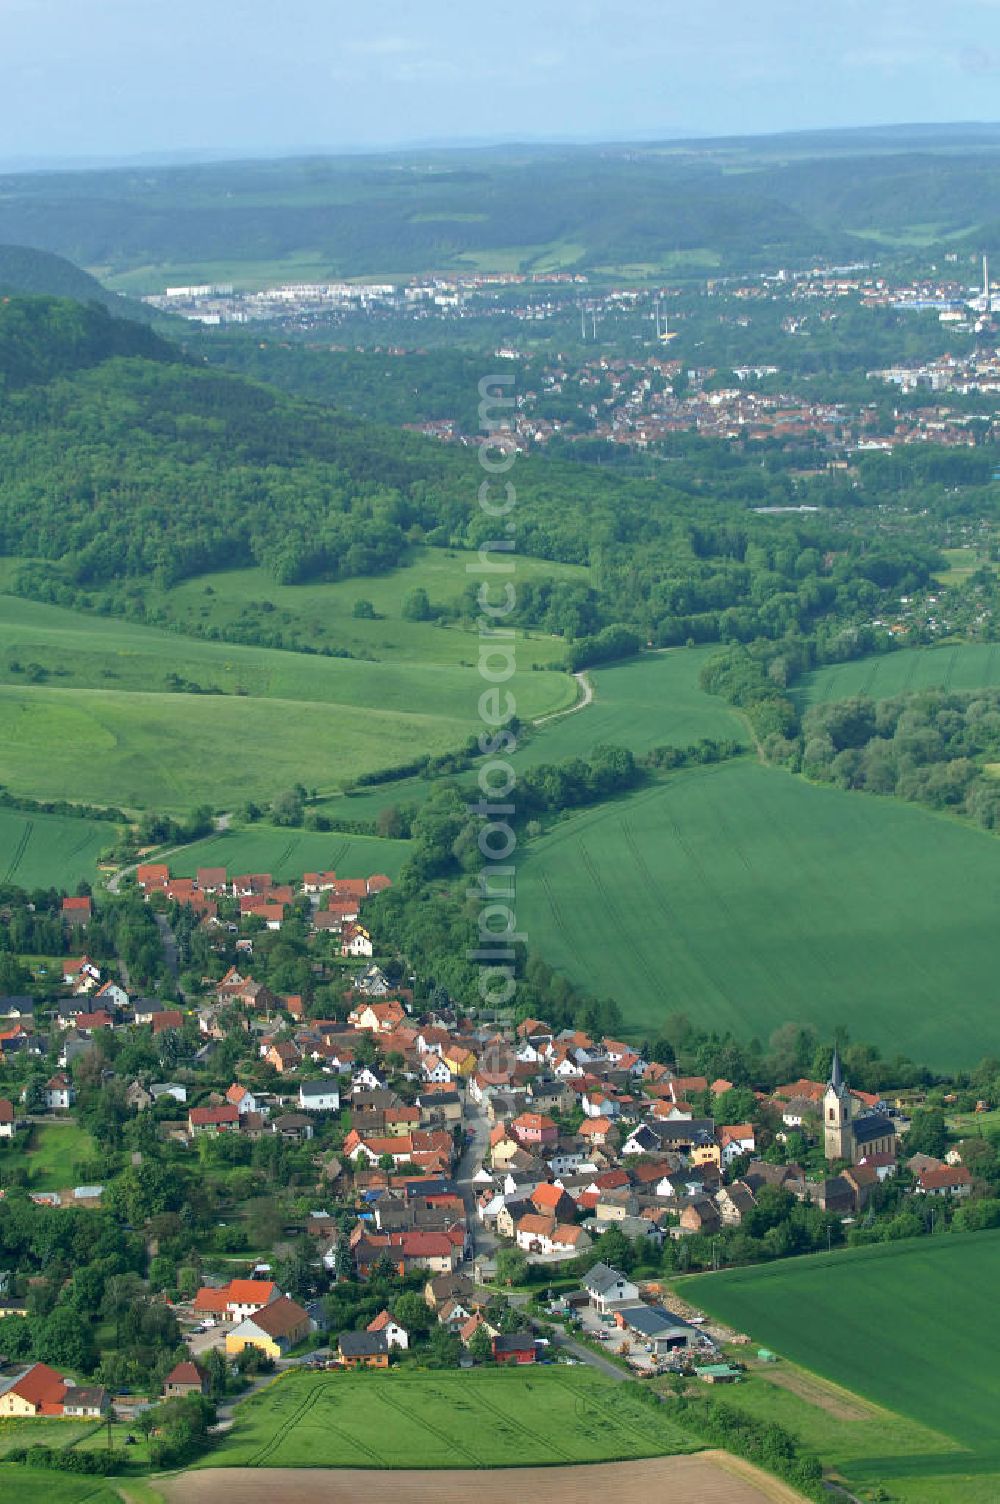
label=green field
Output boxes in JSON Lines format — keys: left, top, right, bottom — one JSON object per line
{"left": 166, "top": 824, "right": 411, "bottom": 883}
{"left": 516, "top": 760, "right": 1000, "bottom": 1062}
{"left": 682, "top": 1232, "right": 1000, "bottom": 1502}
{"left": 0, "top": 806, "right": 115, "bottom": 888}
{"left": 518, "top": 648, "right": 750, "bottom": 764}
{"left": 197, "top": 1367, "right": 695, "bottom": 1469}
{"left": 796, "top": 642, "right": 1000, "bottom": 708}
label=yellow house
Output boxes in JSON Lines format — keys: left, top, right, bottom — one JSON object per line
{"left": 225, "top": 1295, "right": 310, "bottom": 1360}
{"left": 691, "top": 1141, "right": 722, "bottom": 1169}
{"left": 489, "top": 1136, "right": 522, "bottom": 1171}
{"left": 443, "top": 1045, "right": 476, "bottom": 1079}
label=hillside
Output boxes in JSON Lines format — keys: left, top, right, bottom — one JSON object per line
{"left": 0, "top": 242, "right": 156, "bottom": 322}
{"left": 0, "top": 294, "right": 943, "bottom": 660}
{"left": 2, "top": 128, "right": 1000, "bottom": 290}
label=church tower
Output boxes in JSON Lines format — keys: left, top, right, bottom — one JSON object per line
{"left": 823, "top": 1047, "right": 853, "bottom": 1162}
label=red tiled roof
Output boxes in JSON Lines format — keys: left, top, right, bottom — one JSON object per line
{"left": 189, "top": 1105, "right": 239, "bottom": 1127}
{"left": 194, "top": 1287, "right": 231, "bottom": 1312}
{"left": 10, "top": 1362, "right": 67, "bottom": 1410}
{"left": 227, "top": 1279, "right": 276, "bottom": 1306}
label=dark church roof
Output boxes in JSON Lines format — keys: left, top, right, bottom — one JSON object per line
{"left": 852, "top": 1114, "right": 896, "bottom": 1145}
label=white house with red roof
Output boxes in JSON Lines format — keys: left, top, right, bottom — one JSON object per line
{"left": 366, "top": 1309, "right": 408, "bottom": 1349}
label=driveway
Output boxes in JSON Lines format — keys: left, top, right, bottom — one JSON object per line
{"left": 551, "top": 1329, "right": 629, "bottom": 1382}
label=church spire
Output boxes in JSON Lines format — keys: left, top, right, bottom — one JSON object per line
{"left": 829, "top": 1045, "right": 843, "bottom": 1093}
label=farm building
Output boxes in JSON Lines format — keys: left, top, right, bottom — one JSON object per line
{"left": 226, "top": 1295, "right": 311, "bottom": 1359}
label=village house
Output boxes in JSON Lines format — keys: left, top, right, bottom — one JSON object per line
{"left": 583, "top": 1261, "right": 640, "bottom": 1313}
{"left": 366, "top": 1310, "right": 409, "bottom": 1349}
{"left": 0, "top": 1363, "right": 107, "bottom": 1418}
{"left": 341, "top": 924, "right": 374, "bottom": 958}
{"left": 350, "top": 999, "right": 407, "bottom": 1033}
{"left": 510, "top": 1111, "right": 558, "bottom": 1149}
{"left": 189, "top": 1104, "right": 240, "bottom": 1135}
{"left": 915, "top": 1164, "right": 973, "bottom": 1198}
{"left": 43, "top": 1073, "right": 75, "bottom": 1111}
{"left": 264, "top": 1040, "right": 302, "bottom": 1074}
{"left": 718, "top": 1124, "right": 756, "bottom": 1164}
{"left": 298, "top": 1079, "right": 341, "bottom": 1112}
{"left": 339, "top": 1331, "right": 390, "bottom": 1368}
{"left": 195, "top": 1278, "right": 278, "bottom": 1324}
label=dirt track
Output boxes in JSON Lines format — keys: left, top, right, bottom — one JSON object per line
{"left": 161, "top": 1452, "right": 809, "bottom": 1504}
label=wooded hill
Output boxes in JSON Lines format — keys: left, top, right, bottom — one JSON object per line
{"left": 0, "top": 294, "right": 951, "bottom": 657}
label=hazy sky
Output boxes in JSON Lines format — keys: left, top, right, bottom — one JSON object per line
{"left": 5, "top": 0, "right": 1000, "bottom": 162}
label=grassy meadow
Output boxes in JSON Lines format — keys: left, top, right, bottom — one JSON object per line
{"left": 0, "top": 683, "right": 475, "bottom": 814}
{"left": 681, "top": 1231, "right": 1000, "bottom": 1502}
{"left": 1, "top": 1121, "right": 101, "bottom": 1190}
{"left": 0, "top": 549, "right": 585, "bottom": 823}
{"left": 0, "top": 806, "right": 115, "bottom": 887}
{"left": 148, "top": 548, "right": 587, "bottom": 669}
{"left": 197, "top": 1367, "right": 695, "bottom": 1469}
{"left": 0, "top": 584, "right": 575, "bottom": 813}
{"left": 0, "top": 1417, "right": 100, "bottom": 1457}
{"left": 516, "top": 759, "right": 1000, "bottom": 1063}
{"left": 166, "top": 824, "right": 411, "bottom": 883}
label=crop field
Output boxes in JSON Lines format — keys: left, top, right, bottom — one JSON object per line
{"left": 516, "top": 760, "right": 1000, "bottom": 1063}
{"left": 517, "top": 648, "right": 749, "bottom": 766}
{"left": 682, "top": 1231, "right": 1000, "bottom": 1503}
{"left": 0, "top": 806, "right": 115, "bottom": 888}
{"left": 796, "top": 642, "right": 1000, "bottom": 707}
{"left": 196, "top": 1368, "right": 695, "bottom": 1470}
{"left": 0, "top": 1469, "right": 129, "bottom": 1504}
{"left": 167, "top": 824, "right": 411, "bottom": 883}
{"left": 166, "top": 1456, "right": 807, "bottom": 1504}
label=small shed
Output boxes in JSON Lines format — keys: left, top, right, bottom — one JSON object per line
{"left": 695, "top": 1363, "right": 742, "bottom": 1384}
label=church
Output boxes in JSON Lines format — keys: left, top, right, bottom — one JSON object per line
{"left": 823, "top": 1049, "right": 897, "bottom": 1164}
